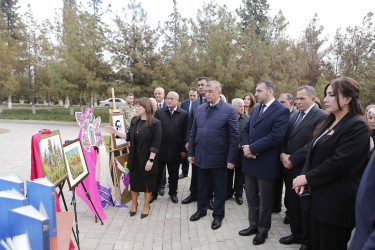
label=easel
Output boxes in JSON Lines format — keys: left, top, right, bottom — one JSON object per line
{"left": 108, "top": 88, "right": 129, "bottom": 204}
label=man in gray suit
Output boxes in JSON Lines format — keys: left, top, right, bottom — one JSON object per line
{"left": 279, "top": 86, "right": 327, "bottom": 249}
{"left": 227, "top": 98, "right": 249, "bottom": 205}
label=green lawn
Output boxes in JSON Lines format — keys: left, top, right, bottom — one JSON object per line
{"left": 0, "top": 107, "right": 111, "bottom": 123}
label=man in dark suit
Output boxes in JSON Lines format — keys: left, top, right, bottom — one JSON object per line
{"left": 182, "top": 77, "right": 211, "bottom": 205}
{"left": 279, "top": 86, "right": 327, "bottom": 249}
{"left": 154, "top": 87, "right": 167, "bottom": 196}
{"left": 188, "top": 80, "right": 239, "bottom": 230}
{"left": 239, "top": 80, "right": 290, "bottom": 245}
{"left": 226, "top": 98, "right": 249, "bottom": 205}
{"left": 151, "top": 91, "right": 188, "bottom": 204}
{"left": 277, "top": 93, "right": 298, "bottom": 222}
{"left": 179, "top": 87, "right": 198, "bottom": 179}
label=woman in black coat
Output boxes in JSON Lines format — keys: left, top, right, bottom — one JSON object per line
{"left": 293, "top": 77, "right": 370, "bottom": 250}
{"left": 106, "top": 97, "right": 161, "bottom": 219}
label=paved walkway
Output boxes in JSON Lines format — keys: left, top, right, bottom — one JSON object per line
{"left": 0, "top": 120, "right": 299, "bottom": 250}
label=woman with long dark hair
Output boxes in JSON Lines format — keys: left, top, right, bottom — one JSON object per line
{"left": 243, "top": 92, "right": 256, "bottom": 115}
{"left": 105, "top": 97, "right": 161, "bottom": 218}
{"left": 293, "top": 77, "right": 370, "bottom": 249}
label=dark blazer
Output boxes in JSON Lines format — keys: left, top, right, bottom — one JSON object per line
{"left": 157, "top": 100, "right": 167, "bottom": 109}
{"left": 186, "top": 96, "right": 206, "bottom": 141}
{"left": 188, "top": 99, "right": 239, "bottom": 169}
{"left": 349, "top": 153, "right": 375, "bottom": 250}
{"left": 282, "top": 106, "right": 327, "bottom": 176}
{"left": 154, "top": 106, "right": 188, "bottom": 162}
{"left": 180, "top": 99, "right": 191, "bottom": 115}
{"left": 239, "top": 113, "right": 250, "bottom": 142}
{"left": 126, "top": 117, "right": 162, "bottom": 176}
{"left": 242, "top": 99, "right": 290, "bottom": 179}
{"left": 290, "top": 108, "right": 298, "bottom": 116}
{"left": 302, "top": 113, "right": 370, "bottom": 228}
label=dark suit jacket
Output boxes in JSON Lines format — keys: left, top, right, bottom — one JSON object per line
{"left": 239, "top": 113, "right": 250, "bottom": 142}
{"left": 157, "top": 100, "right": 167, "bottom": 109}
{"left": 349, "top": 153, "right": 375, "bottom": 250}
{"left": 290, "top": 108, "right": 298, "bottom": 116}
{"left": 154, "top": 106, "right": 188, "bottom": 162}
{"left": 188, "top": 99, "right": 239, "bottom": 168}
{"left": 126, "top": 117, "right": 162, "bottom": 176}
{"left": 180, "top": 99, "right": 191, "bottom": 115}
{"left": 302, "top": 113, "right": 370, "bottom": 227}
{"left": 186, "top": 95, "right": 206, "bottom": 141}
{"left": 242, "top": 99, "right": 290, "bottom": 179}
{"left": 282, "top": 106, "right": 327, "bottom": 176}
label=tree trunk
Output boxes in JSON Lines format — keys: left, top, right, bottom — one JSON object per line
{"left": 69, "top": 94, "right": 74, "bottom": 116}
{"left": 0, "top": 106, "right": 2, "bottom": 114}
{"left": 59, "top": 99, "right": 63, "bottom": 106}
{"left": 8, "top": 94, "right": 12, "bottom": 109}
{"left": 90, "top": 95, "right": 94, "bottom": 109}
{"left": 64, "top": 94, "right": 69, "bottom": 108}
{"left": 32, "top": 96, "right": 36, "bottom": 115}
{"left": 20, "top": 99, "right": 24, "bottom": 104}
{"left": 48, "top": 92, "right": 51, "bottom": 112}
{"left": 94, "top": 95, "right": 97, "bottom": 107}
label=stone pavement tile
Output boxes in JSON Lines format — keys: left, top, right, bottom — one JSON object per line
{"left": 96, "top": 243, "right": 114, "bottom": 250}
{"left": 99, "top": 234, "right": 119, "bottom": 244}
{"left": 80, "top": 238, "right": 100, "bottom": 249}
{"left": 113, "top": 240, "right": 125, "bottom": 249}
{"left": 85, "top": 228, "right": 108, "bottom": 239}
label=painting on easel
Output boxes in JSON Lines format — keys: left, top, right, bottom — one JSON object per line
{"left": 109, "top": 112, "right": 128, "bottom": 150}
{"left": 39, "top": 130, "right": 68, "bottom": 185}
{"left": 63, "top": 139, "right": 89, "bottom": 190}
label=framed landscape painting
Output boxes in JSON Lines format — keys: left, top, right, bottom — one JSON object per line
{"left": 39, "top": 130, "right": 68, "bottom": 186}
{"left": 109, "top": 112, "right": 128, "bottom": 150}
{"left": 63, "top": 139, "right": 89, "bottom": 190}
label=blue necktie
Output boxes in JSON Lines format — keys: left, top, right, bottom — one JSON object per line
{"left": 169, "top": 108, "right": 174, "bottom": 117}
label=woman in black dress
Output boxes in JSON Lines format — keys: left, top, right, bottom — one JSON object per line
{"left": 293, "top": 77, "right": 370, "bottom": 250}
{"left": 105, "top": 97, "right": 161, "bottom": 218}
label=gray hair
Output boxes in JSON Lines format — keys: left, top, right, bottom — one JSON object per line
{"left": 232, "top": 98, "right": 243, "bottom": 107}
{"left": 154, "top": 87, "right": 165, "bottom": 94}
{"left": 367, "top": 108, "right": 375, "bottom": 119}
{"left": 280, "top": 93, "right": 294, "bottom": 102}
{"left": 167, "top": 91, "right": 179, "bottom": 100}
{"left": 297, "top": 85, "right": 317, "bottom": 97}
{"left": 206, "top": 80, "right": 222, "bottom": 92}
{"left": 149, "top": 97, "right": 157, "bottom": 105}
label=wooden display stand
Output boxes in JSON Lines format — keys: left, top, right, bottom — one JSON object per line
{"left": 109, "top": 88, "right": 130, "bottom": 204}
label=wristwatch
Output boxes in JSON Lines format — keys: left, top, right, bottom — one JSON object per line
{"left": 149, "top": 158, "right": 154, "bottom": 162}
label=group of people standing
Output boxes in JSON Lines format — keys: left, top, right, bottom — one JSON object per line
{"left": 105, "top": 76, "right": 373, "bottom": 250}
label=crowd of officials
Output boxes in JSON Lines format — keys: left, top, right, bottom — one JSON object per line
{"left": 105, "top": 76, "right": 375, "bottom": 250}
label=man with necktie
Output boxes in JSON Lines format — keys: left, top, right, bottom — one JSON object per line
{"left": 179, "top": 87, "right": 198, "bottom": 179}
{"left": 151, "top": 91, "right": 188, "bottom": 204}
{"left": 239, "top": 80, "right": 290, "bottom": 245}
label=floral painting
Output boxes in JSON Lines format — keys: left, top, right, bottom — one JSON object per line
{"left": 39, "top": 131, "right": 68, "bottom": 185}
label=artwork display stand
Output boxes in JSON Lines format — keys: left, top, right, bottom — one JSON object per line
{"left": 109, "top": 88, "right": 129, "bottom": 204}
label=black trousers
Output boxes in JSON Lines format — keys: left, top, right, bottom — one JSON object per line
{"left": 180, "top": 157, "right": 189, "bottom": 175}
{"left": 227, "top": 160, "right": 244, "bottom": 197}
{"left": 284, "top": 174, "right": 303, "bottom": 239}
{"left": 154, "top": 160, "right": 179, "bottom": 197}
{"left": 300, "top": 194, "right": 312, "bottom": 246}
{"left": 273, "top": 175, "right": 283, "bottom": 212}
{"left": 311, "top": 217, "right": 353, "bottom": 250}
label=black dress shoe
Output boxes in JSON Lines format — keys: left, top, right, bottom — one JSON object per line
{"left": 208, "top": 199, "right": 214, "bottom": 210}
{"left": 129, "top": 204, "right": 138, "bottom": 217}
{"left": 235, "top": 196, "right": 243, "bottom": 205}
{"left": 179, "top": 173, "right": 188, "bottom": 179}
{"left": 272, "top": 208, "right": 281, "bottom": 213}
{"left": 300, "top": 244, "right": 310, "bottom": 250}
{"left": 181, "top": 195, "right": 197, "bottom": 204}
{"left": 170, "top": 195, "right": 178, "bottom": 204}
{"left": 190, "top": 211, "right": 206, "bottom": 221}
{"left": 141, "top": 205, "right": 150, "bottom": 219}
{"left": 239, "top": 227, "right": 258, "bottom": 236}
{"left": 253, "top": 232, "right": 268, "bottom": 245}
{"left": 284, "top": 215, "right": 290, "bottom": 224}
{"left": 279, "top": 235, "right": 301, "bottom": 245}
{"left": 158, "top": 187, "right": 165, "bottom": 196}
{"left": 149, "top": 195, "right": 157, "bottom": 204}
{"left": 211, "top": 218, "right": 222, "bottom": 230}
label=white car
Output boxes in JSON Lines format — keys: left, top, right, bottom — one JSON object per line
{"left": 99, "top": 98, "right": 126, "bottom": 107}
